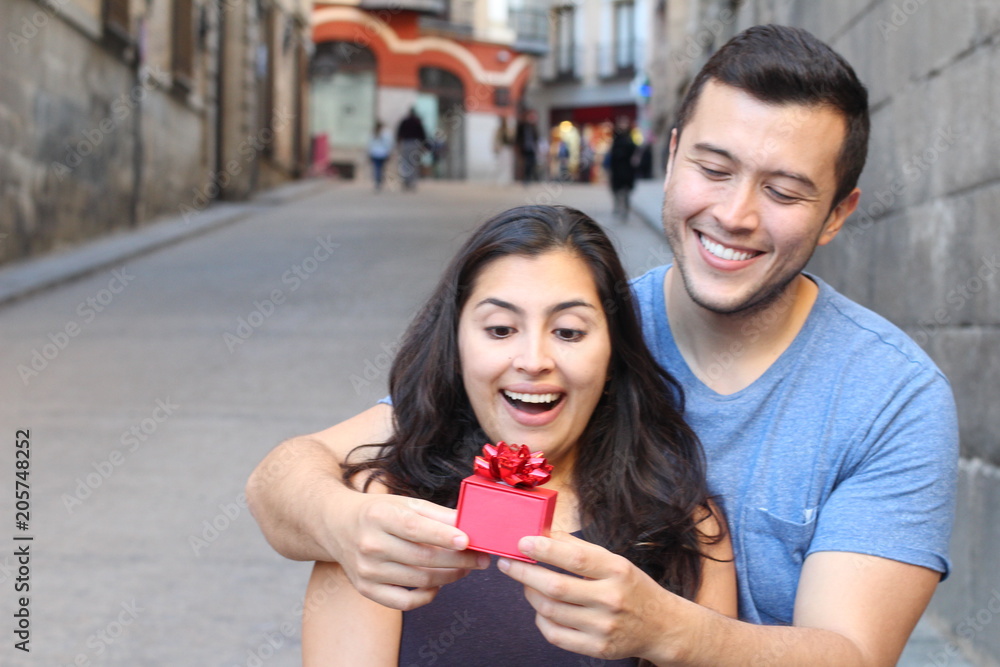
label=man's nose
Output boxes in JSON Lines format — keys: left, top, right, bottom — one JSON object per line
{"left": 713, "top": 181, "right": 760, "bottom": 234}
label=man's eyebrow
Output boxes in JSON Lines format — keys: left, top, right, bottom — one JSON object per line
{"left": 692, "top": 142, "right": 739, "bottom": 164}
{"left": 693, "top": 142, "right": 818, "bottom": 193}
{"left": 474, "top": 298, "right": 596, "bottom": 316}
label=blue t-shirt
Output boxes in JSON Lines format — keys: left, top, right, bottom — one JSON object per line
{"left": 631, "top": 265, "right": 958, "bottom": 624}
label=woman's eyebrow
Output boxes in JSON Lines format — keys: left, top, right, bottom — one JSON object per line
{"left": 473, "top": 298, "right": 596, "bottom": 316}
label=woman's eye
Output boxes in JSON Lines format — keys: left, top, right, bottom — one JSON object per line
{"left": 486, "top": 326, "right": 515, "bottom": 339}
{"left": 554, "top": 328, "right": 585, "bottom": 342}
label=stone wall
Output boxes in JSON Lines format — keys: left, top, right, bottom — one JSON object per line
{"left": 651, "top": 1, "right": 1000, "bottom": 663}
{"left": 0, "top": 0, "right": 209, "bottom": 264}
{"left": 0, "top": 0, "right": 312, "bottom": 267}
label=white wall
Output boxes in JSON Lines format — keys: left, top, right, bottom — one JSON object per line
{"left": 465, "top": 111, "right": 499, "bottom": 181}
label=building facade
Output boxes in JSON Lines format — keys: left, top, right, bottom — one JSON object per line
{"left": 0, "top": 0, "right": 311, "bottom": 266}
{"left": 523, "top": 0, "right": 654, "bottom": 183}
{"left": 310, "top": 0, "right": 545, "bottom": 182}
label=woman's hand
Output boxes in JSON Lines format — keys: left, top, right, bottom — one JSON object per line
{"left": 497, "top": 531, "right": 683, "bottom": 662}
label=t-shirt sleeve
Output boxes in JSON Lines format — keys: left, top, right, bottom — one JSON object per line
{"left": 806, "top": 369, "right": 958, "bottom": 578}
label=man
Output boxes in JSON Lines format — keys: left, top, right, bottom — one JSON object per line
{"left": 395, "top": 107, "right": 427, "bottom": 191}
{"left": 248, "top": 25, "right": 957, "bottom": 665}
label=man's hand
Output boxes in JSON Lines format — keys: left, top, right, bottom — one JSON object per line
{"left": 336, "top": 493, "right": 489, "bottom": 610}
{"left": 246, "top": 404, "right": 488, "bottom": 610}
{"left": 498, "top": 532, "right": 681, "bottom": 662}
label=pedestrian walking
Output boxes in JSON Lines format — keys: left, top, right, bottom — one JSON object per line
{"left": 368, "top": 121, "right": 393, "bottom": 192}
{"left": 396, "top": 108, "right": 427, "bottom": 191}
{"left": 515, "top": 109, "right": 540, "bottom": 184}
{"left": 607, "top": 115, "right": 638, "bottom": 221}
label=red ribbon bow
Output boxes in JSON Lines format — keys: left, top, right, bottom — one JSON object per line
{"left": 473, "top": 441, "right": 553, "bottom": 489}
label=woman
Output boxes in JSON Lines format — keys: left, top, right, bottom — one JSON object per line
{"left": 302, "top": 206, "right": 735, "bottom": 665}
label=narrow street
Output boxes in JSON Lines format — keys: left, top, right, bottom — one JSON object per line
{"left": 0, "top": 180, "right": 673, "bottom": 666}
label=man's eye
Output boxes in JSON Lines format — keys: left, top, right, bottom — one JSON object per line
{"left": 554, "top": 329, "right": 585, "bottom": 342}
{"left": 699, "top": 165, "right": 728, "bottom": 178}
{"left": 486, "top": 326, "right": 515, "bottom": 339}
{"left": 766, "top": 187, "right": 800, "bottom": 203}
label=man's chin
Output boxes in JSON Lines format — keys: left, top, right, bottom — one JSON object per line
{"left": 682, "top": 270, "right": 797, "bottom": 318}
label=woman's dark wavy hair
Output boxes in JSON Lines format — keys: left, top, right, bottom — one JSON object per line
{"left": 343, "top": 205, "right": 722, "bottom": 600}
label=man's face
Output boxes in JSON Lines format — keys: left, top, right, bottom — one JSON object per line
{"left": 662, "top": 81, "right": 859, "bottom": 315}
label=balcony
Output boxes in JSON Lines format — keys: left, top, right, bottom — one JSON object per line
{"left": 361, "top": 0, "right": 447, "bottom": 16}
{"left": 510, "top": 7, "right": 549, "bottom": 55}
{"left": 538, "top": 45, "right": 583, "bottom": 83}
{"left": 597, "top": 39, "right": 643, "bottom": 80}
{"left": 419, "top": 0, "right": 474, "bottom": 37}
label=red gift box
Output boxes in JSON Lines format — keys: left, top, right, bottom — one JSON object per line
{"left": 455, "top": 442, "right": 557, "bottom": 563}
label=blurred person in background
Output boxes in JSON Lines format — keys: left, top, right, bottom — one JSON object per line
{"left": 396, "top": 108, "right": 427, "bottom": 191}
{"left": 368, "top": 121, "right": 393, "bottom": 192}
{"left": 607, "top": 115, "right": 638, "bottom": 221}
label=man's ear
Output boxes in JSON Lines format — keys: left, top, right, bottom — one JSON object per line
{"left": 818, "top": 187, "right": 861, "bottom": 246}
{"left": 664, "top": 128, "right": 679, "bottom": 191}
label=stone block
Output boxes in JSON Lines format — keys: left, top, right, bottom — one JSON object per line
{"left": 833, "top": 8, "right": 893, "bottom": 109}
{"left": 927, "top": 329, "right": 1000, "bottom": 463}
{"left": 794, "top": 0, "right": 876, "bottom": 45}
{"left": 930, "top": 460, "right": 1000, "bottom": 663}
{"left": 881, "top": 0, "right": 978, "bottom": 90}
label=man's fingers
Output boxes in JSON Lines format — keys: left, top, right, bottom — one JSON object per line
{"left": 497, "top": 558, "right": 592, "bottom": 606}
{"left": 369, "top": 498, "right": 469, "bottom": 551}
{"left": 517, "top": 532, "right": 621, "bottom": 579}
{"left": 357, "top": 583, "right": 441, "bottom": 611}
{"left": 361, "top": 560, "right": 473, "bottom": 591}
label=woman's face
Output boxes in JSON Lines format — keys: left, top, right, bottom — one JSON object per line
{"left": 458, "top": 249, "right": 612, "bottom": 471}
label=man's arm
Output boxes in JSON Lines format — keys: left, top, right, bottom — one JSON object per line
{"left": 246, "top": 404, "right": 488, "bottom": 610}
{"left": 502, "top": 539, "right": 938, "bottom": 666}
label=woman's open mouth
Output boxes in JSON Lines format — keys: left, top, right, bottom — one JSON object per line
{"left": 502, "top": 389, "right": 565, "bottom": 415}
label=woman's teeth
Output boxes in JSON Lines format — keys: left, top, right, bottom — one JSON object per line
{"left": 699, "top": 233, "right": 755, "bottom": 261}
{"left": 504, "top": 390, "right": 560, "bottom": 404}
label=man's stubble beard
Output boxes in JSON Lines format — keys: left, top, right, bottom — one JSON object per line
{"left": 661, "top": 191, "right": 814, "bottom": 319}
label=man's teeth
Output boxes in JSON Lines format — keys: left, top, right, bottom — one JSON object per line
{"left": 699, "top": 233, "right": 755, "bottom": 261}
{"left": 504, "top": 390, "right": 560, "bottom": 404}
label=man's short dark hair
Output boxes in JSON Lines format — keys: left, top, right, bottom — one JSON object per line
{"left": 675, "top": 24, "right": 870, "bottom": 208}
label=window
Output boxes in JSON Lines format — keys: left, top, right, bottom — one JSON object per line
{"left": 614, "top": 0, "right": 635, "bottom": 71}
{"left": 553, "top": 5, "right": 576, "bottom": 79}
{"left": 102, "top": 0, "right": 131, "bottom": 43}
{"left": 172, "top": 0, "right": 195, "bottom": 88}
